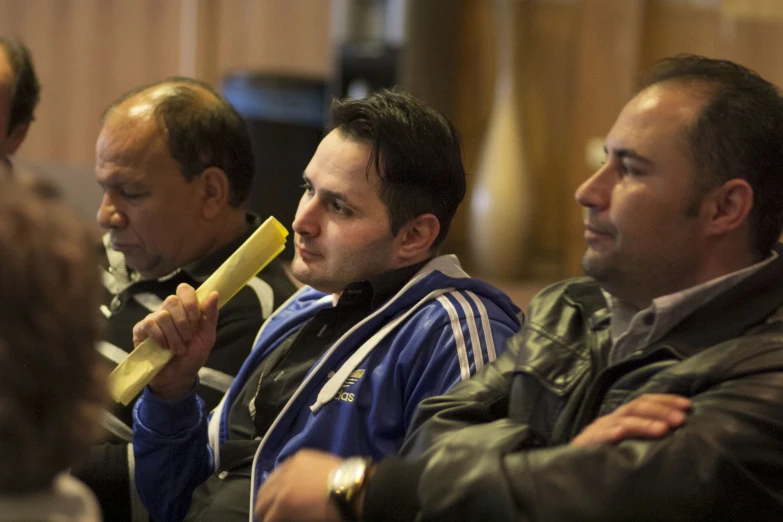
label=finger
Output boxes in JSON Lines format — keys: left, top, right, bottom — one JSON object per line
{"left": 203, "top": 291, "right": 219, "bottom": 322}
{"left": 200, "top": 291, "right": 219, "bottom": 339}
{"left": 161, "top": 295, "right": 195, "bottom": 346}
{"left": 617, "top": 397, "right": 689, "bottom": 426}
{"left": 176, "top": 283, "right": 202, "bottom": 326}
{"left": 571, "top": 416, "right": 669, "bottom": 447}
{"left": 633, "top": 394, "right": 691, "bottom": 409}
{"left": 132, "top": 312, "right": 171, "bottom": 350}
{"left": 151, "top": 309, "right": 189, "bottom": 356}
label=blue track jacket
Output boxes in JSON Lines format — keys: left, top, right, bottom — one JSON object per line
{"left": 132, "top": 255, "right": 521, "bottom": 522}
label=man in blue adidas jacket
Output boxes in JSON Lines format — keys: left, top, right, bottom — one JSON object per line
{"left": 131, "top": 90, "right": 522, "bottom": 522}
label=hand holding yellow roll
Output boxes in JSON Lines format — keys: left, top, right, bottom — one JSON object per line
{"left": 109, "top": 216, "right": 288, "bottom": 405}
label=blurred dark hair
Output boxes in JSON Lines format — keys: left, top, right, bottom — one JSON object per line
{"left": 0, "top": 174, "right": 103, "bottom": 493}
{"left": 329, "top": 89, "right": 466, "bottom": 249}
{"left": 0, "top": 36, "right": 41, "bottom": 136}
{"left": 104, "top": 77, "right": 254, "bottom": 206}
{"left": 643, "top": 55, "right": 783, "bottom": 257}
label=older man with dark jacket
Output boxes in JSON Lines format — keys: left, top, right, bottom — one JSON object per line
{"left": 72, "top": 78, "right": 296, "bottom": 522}
{"left": 252, "top": 55, "right": 783, "bottom": 522}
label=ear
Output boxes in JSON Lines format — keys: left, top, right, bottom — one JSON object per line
{"left": 199, "top": 167, "right": 232, "bottom": 220}
{"left": 702, "top": 178, "right": 753, "bottom": 237}
{"left": 1, "top": 122, "right": 30, "bottom": 155}
{"left": 394, "top": 213, "right": 441, "bottom": 262}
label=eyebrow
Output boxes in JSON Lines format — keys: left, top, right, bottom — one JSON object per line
{"left": 97, "top": 179, "right": 146, "bottom": 190}
{"left": 301, "top": 173, "right": 351, "bottom": 204}
{"left": 604, "top": 146, "right": 653, "bottom": 165}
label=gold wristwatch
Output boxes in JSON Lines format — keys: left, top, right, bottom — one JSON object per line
{"left": 328, "top": 457, "right": 373, "bottom": 521}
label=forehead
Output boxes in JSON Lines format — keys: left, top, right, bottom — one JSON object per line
{"left": 306, "top": 129, "right": 380, "bottom": 191}
{"left": 607, "top": 84, "right": 704, "bottom": 154}
{"left": 96, "top": 106, "right": 179, "bottom": 184}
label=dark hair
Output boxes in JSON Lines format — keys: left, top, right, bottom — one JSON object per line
{"left": 0, "top": 36, "right": 41, "bottom": 136}
{"left": 104, "top": 77, "right": 254, "bottom": 206}
{"left": 0, "top": 174, "right": 103, "bottom": 493}
{"left": 643, "top": 55, "right": 783, "bottom": 257}
{"left": 329, "top": 89, "right": 466, "bottom": 249}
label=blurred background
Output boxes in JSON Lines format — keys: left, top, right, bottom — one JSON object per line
{"left": 1, "top": 0, "right": 782, "bottom": 307}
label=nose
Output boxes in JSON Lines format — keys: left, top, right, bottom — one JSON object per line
{"left": 575, "top": 163, "right": 613, "bottom": 211}
{"left": 96, "top": 192, "right": 127, "bottom": 230}
{"left": 291, "top": 192, "right": 320, "bottom": 238}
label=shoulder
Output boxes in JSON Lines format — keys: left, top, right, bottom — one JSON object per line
{"left": 525, "top": 277, "right": 605, "bottom": 323}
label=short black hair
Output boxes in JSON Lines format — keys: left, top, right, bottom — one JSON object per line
{"left": 104, "top": 77, "right": 254, "bottom": 207}
{"left": 0, "top": 37, "right": 41, "bottom": 136}
{"left": 329, "top": 89, "right": 466, "bottom": 248}
{"left": 643, "top": 55, "right": 783, "bottom": 257}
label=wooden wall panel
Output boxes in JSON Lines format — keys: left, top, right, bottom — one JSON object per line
{"left": 518, "top": 0, "right": 580, "bottom": 279}
{"left": 642, "top": 1, "right": 720, "bottom": 68}
{"left": 0, "top": 0, "right": 182, "bottom": 165}
{"left": 215, "top": 0, "right": 332, "bottom": 83}
{"left": 0, "top": 0, "right": 332, "bottom": 165}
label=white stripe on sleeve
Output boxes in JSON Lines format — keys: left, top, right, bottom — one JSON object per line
{"left": 451, "top": 291, "right": 485, "bottom": 370}
{"left": 465, "top": 290, "right": 498, "bottom": 361}
{"left": 436, "top": 294, "right": 471, "bottom": 381}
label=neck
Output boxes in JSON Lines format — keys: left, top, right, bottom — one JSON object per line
{"left": 197, "top": 209, "right": 249, "bottom": 259}
{"left": 617, "top": 242, "right": 760, "bottom": 309}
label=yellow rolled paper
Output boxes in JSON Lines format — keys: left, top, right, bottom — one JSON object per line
{"left": 109, "top": 216, "right": 289, "bottom": 405}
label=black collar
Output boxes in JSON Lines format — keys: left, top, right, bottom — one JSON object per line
{"left": 337, "top": 258, "right": 431, "bottom": 311}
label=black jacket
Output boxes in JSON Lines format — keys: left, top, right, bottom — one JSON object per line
{"left": 366, "top": 250, "right": 783, "bottom": 521}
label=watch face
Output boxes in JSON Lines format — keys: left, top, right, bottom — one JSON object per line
{"left": 329, "top": 457, "right": 370, "bottom": 521}
{"left": 330, "top": 457, "right": 367, "bottom": 494}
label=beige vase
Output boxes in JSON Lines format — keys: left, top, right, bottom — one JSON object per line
{"left": 469, "top": 0, "right": 531, "bottom": 279}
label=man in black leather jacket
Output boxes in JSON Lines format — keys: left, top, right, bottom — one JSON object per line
{"left": 251, "top": 56, "right": 783, "bottom": 522}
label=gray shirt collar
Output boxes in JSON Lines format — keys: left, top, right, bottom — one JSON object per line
{"left": 604, "top": 251, "right": 779, "bottom": 364}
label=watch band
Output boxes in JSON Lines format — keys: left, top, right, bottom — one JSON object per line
{"left": 328, "top": 457, "right": 373, "bottom": 521}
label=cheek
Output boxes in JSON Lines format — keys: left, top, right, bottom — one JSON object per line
{"left": 128, "top": 205, "right": 184, "bottom": 246}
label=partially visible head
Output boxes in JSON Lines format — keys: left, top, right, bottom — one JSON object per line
{"left": 576, "top": 55, "right": 783, "bottom": 306}
{"left": 0, "top": 174, "right": 104, "bottom": 493}
{"left": 96, "top": 78, "right": 254, "bottom": 278}
{"left": 291, "top": 89, "right": 466, "bottom": 293}
{"left": 0, "top": 37, "right": 40, "bottom": 160}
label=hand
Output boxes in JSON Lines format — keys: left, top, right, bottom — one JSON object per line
{"left": 571, "top": 393, "right": 691, "bottom": 447}
{"left": 131, "top": 283, "right": 219, "bottom": 400}
{"left": 254, "top": 449, "right": 344, "bottom": 522}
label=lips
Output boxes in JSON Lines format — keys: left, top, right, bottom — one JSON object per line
{"left": 295, "top": 243, "right": 321, "bottom": 260}
{"left": 584, "top": 222, "right": 614, "bottom": 240}
{"left": 109, "top": 238, "right": 137, "bottom": 251}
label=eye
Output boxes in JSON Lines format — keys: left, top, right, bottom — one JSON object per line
{"left": 120, "top": 190, "right": 146, "bottom": 201}
{"left": 300, "top": 182, "right": 314, "bottom": 195}
{"left": 331, "top": 200, "right": 353, "bottom": 216}
{"left": 617, "top": 162, "right": 639, "bottom": 177}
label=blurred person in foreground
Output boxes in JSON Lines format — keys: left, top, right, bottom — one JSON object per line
{"left": 0, "top": 173, "right": 107, "bottom": 521}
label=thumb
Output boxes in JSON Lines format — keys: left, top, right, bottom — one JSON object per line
{"left": 202, "top": 291, "right": 219, "bottom": 332}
